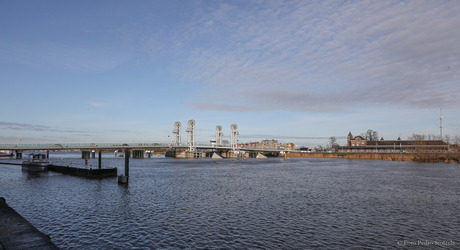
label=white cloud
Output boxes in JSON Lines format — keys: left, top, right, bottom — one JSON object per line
{"left": 89, "top": 102, "right": 107, "bottom": 108}
{"left": 179, "top": 0, "right": 460, "bottom": 112}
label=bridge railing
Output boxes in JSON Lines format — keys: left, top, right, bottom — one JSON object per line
{"left": 0, "top": 142, "right": 289, "bottom": 151}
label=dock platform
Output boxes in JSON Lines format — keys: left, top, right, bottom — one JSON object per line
{"left": 48, "top": 165, "right": 117, "bottom": 178}
{"left": 0, "top": 197, "right": 59, "bottom": 249}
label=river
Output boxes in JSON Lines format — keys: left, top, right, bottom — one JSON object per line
{"left": 0, "top": 153, "right": 459, "bottom": 249}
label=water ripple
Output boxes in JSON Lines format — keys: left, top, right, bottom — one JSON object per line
{"left": 1, "top": 157, "right": 459, "bottom": 248}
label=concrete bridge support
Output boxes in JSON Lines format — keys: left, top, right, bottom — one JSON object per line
{"left": 15, "top": 151, "right": 22, "bottom": 160}
{"left": 132, "top": 150, "right": 144, "bottom": 159}
{"left": 249, "top": 152, "right": 258, "bottom": 158}
{"left": 91, "top": 151, "right": 96, "bottom": 159}
{"left": 82, "top": 151, "right": 91, "bottom": 159}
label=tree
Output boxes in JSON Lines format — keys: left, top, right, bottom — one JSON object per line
{"left": 408, "top": 133, "right": 425, "bottom": 141}
{"left": 453, "top": 136, "right": 460, "bottom": 145}
{"left": 361, "top": 129, "right": 379, "bottom": 142}
{"left": 328, "top": 136, "right": 338, "bottom": 150}
{"left": 315, "top": 145, "right": 325, "bottom": 152}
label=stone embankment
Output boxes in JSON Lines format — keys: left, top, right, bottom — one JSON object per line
{"left": 0, "top": 197, "right": 59, "bottom": 249}
{"left": 286, "top": 152, "right": 460, "bottom": 162}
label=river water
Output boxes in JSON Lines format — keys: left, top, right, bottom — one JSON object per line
{"left": 1, "top": 153, "right": 459, "bottom": 249}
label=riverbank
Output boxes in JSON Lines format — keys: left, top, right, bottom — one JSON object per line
{"left": 286, "top": 152, "right": 460, "bottom": 162}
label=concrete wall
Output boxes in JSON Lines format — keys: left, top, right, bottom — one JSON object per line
{"left": 286, "top": 152, "right": 416, "bottom": 161}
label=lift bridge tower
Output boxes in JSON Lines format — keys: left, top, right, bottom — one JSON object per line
{"left": 186, "top": 120, "right": 196, "bottom": 151}
{"left": 230, "top": 124, "right": 238, "bottom": 150}
{"left": 172, "top": 121, "right": 181, "bottom": 146}
{"left": 216, "top": 125, "right": 223, "bottom": 146}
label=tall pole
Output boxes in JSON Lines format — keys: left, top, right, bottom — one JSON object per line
{"left": 125, "top": 149, "right": 129, "bottom": 177}
{"left": 98, "top": 148, "right": 102, "bottom": 169}
{"left": 440, "top": 107, "right": 443, "bottom": 140}
{"left": 118, "top": 148, "right": 129, "bottom": 184}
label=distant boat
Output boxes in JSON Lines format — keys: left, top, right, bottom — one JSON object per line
{"left": 0, "top": 150, "right": 13, "bottom": 157}
{"left": 22, "top": 153, "right": 50, "bottom": 172}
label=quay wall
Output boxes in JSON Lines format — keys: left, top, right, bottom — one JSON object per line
{"left": 286, "top": 152, "right": 460, "bottom": 162}
{"left": 286, "top": 152, "right": 416, "bottom": 161}
{"left": 0, "top": 197, "right": 59, "bottom": 249}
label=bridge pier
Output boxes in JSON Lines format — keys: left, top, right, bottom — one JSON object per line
{"left": 15, "top": 151, "right": 23, "bottom": 159}
{"left": 82, "top": 151, "right": 91, "bottom": 159}
{"left": 91, "top": 151, "right": 96, "bottom": 159}
{"left": 132, "top": 150, "right": 144, "bottom": 159}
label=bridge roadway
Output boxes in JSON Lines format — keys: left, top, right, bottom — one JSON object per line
{"left": 0, "top": 142, "right": 286, "bottom": 153}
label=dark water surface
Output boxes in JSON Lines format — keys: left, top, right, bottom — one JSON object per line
{"left": 1, "top": 154, "right": 459, "bottom": 249}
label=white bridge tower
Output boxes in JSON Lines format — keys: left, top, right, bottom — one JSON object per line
{"left": 230, "top": 124, "right": 238, "bottom": 150}
{"left": 172, "top": 121, "right": 181, "bottom": 145}
{"left": 216, "top": 125, "right": 223, "bottom": 146}
{"left": 186, "top": 120, "right": 196, "bottom": 151}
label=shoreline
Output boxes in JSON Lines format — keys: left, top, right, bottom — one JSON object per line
{"left": 0, "top": 197, "right": 59, "bottom": 249}
{"left": 286, "top": 152, "right": 460, "bottom": 163}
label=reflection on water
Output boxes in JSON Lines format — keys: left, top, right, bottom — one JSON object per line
{"left": 1, "top": 154, "right": 459, "bottom": 249}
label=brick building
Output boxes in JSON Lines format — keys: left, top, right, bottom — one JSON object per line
{"left": 347, "top": 132, "right": 367, "bottom": 147}
{"left": 339, "top": 132, "right": 449, "bottom": 153}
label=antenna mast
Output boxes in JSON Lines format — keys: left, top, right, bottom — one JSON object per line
{"left": 440, "top": 107, "right": 443, "bottom": 140}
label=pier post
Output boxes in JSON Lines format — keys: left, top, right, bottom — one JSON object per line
{"left": 118, "top": 149, "right": 129, "bottom": 184}
{"left": 46, "top": 150, "right": 49, "bottom": 159}
{"left": 91, "top": 151, "right": 96, "bottom": 159}
{"left": 125, "top": 149, "right": 129, "bottom": 177}
{"left": 98, "top": 149, "right": 102, "bottom": 169}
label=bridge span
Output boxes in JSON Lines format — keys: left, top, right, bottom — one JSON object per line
{"left": 0, "top": 142, "right": 288, "bottom": 159}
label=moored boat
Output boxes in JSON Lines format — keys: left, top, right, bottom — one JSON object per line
{"left": 22, "top": 153, "right": 50, "bottom": 172}
{"left": 0, "top": 150, "right": 13, "bottom": 157}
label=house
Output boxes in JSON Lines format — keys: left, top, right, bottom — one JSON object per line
{"left": 347, "top": 132, "right": 367, "bottom": 146}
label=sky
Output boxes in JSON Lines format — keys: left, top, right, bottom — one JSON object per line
{"left": 1, "top": 0, "right": 459, "bottom": 147}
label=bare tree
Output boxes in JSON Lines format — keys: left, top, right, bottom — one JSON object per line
{"left": 453, "top": 136, "right": 460, "bottom": 145}
{"left": 315, "top": 145, "right": 325, "bottom": 152}
{"left": 328, "top": 136, "right": 338, "bottom": 150}
{"left": 408, "top": 134, "right": 427, "bottom": 161}
{"left": 361, "top": 129, "right": 379, "bottom": 142}
{"left": 408, "top": 134, "right": 425, "bottom": 141}
{"left": 444, "top": 135, "right": 451, "bottom": 144}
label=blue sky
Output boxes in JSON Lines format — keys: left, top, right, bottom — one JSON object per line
{"left": 1, "top": 0, "right": 459, "bottom": 147}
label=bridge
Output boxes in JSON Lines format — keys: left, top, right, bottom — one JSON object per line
{"left": 0, "top": 142, "right": 286, "bottom": 159}
{"left": 0, "top": 120, "right": 290, "bottom": 159}
{"left": 0, "top": 120, "right": 292, "bottom": 184}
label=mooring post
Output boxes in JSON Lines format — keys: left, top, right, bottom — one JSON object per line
{"left": 46, "top": 150, "right": 49, "bottom": 159}
{"left": 98, "top": 149, "right": 102, "bottom": 169}
{"left": 125, "top": 149, "right": 129, "bottom": 177}
{"left": 118, "top": 148, "right": 130, "bottom": 184}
